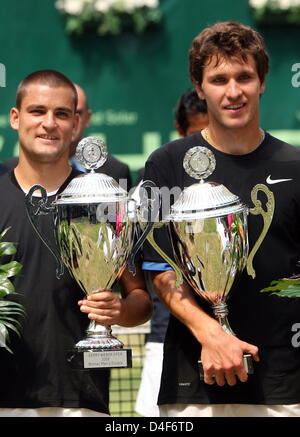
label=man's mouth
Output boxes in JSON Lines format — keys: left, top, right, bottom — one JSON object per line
{"left": 224, "top": 103, "right": 245, "bottom": 110}
{"left": 37, "top": 135, "right": 59, "bottom": 140}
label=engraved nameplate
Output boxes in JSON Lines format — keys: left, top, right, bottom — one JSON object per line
{"left": 83, "top": 350, "right": 129, "bottom": 369}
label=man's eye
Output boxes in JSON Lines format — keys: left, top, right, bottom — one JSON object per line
{"left": 239, "top": 74, "right": 251, "bottom": 80}
{"left": 212, "top": 77, "right": 226, "bottom": 83}
{"left": 56, "top": 111, "right": 69, "bottom": 118}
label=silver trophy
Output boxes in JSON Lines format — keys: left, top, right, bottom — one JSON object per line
{"left": 146, "top": 146, "right": 275, "bottom": 377}
{"left": 25, "top": 137, "right": 150, "bottom": 370}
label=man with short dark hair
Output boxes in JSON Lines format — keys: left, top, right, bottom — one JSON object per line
{"left": 0, "top": 69, "right": 152, "bottom": 417}
{"left": 2, "top": 82, "right": 132, "bottom": 190}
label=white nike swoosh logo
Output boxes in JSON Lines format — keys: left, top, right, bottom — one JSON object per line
{"left": 266, "top": 175, "right": 293, "bottom": 184}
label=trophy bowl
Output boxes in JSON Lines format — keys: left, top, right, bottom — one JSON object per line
{"left": 145, "top": 146, "right": 275, "bottom": 378}
{"left": 25, "top": 137, "right": 145, "bottom": 370}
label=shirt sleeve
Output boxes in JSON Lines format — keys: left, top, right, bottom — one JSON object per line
{"left": 142, "top": 261, "right": 173, "bottom": 271}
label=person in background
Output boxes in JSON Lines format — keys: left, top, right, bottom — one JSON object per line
{"left": 135, "top": 88, "right": 208, "bottom": 417}
{"left": 0, "top": 162, "right": 9, "bottom": 175}
{"left": 174, "top": 87, "right": 208, "bottom": 137}
{"left": 142, "top": 20, "right": 300, "bottom": 417}
{"left": 70, "top": 83, "right": 132, "bottom": 190}
{"left": 136, "top": 88, "right": 208, "bottom": 184}
{"left": 0, "top": 69, "right": 152, "bottom": 417}
{"left": 0, "top": 156, "right": 18, "bottom": 171}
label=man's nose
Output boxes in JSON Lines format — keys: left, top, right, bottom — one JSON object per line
{"left": 225, "top": 80, "right": 242, "bottom": 99}
{"left": 42, "top": 112, "right": 57, "bottom": 129}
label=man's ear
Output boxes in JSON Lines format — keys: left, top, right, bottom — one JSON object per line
{"left": 10, "top": 108, "right": 20, "bottom": 131}
{"left": 260, "top": 81, "right": 266, "bottom": 95}
{"left": 195, "top": 84, "right": 205, "bottom": 101}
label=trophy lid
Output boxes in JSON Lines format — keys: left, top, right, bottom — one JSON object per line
{"left": 54, "top": 137, "right": 128, "bottom": 205}
{"left": 167, "top": 181, "right": 246, "bottom": 220}
{"left": 166, "top": 146, "right": 247, "bottom": 220}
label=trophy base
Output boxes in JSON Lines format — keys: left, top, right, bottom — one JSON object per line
{"left": 66, "top": 321, "right": 132, "bottom": 369}
{"left": 198, "top": 354, "right": 254, "bottom": 380}
{"left": 67, "top": 347, "right": 132, "bottom": 370}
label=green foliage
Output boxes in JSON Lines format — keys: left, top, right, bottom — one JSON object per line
{"left": 261, "top": 278, "right": 300, "bottom": 297}
{"left": 0, "top": 228, "right": 25, "bottom": 353}
{"left": 250, "top": 0, "right": 300, "bottom": 26}
{"left": 58, "top": 3, "right": 162, "bottom": 37}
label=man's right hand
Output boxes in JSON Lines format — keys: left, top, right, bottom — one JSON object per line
{"left": 200, "top": 325, "right": 259, "bottom": 386}
{"left": 151, "top": 270, "right": 259, "bottom": 387}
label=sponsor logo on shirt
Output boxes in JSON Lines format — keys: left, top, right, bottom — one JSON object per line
{"left": 266, "top": 175, "right": 293, "bottom": 185}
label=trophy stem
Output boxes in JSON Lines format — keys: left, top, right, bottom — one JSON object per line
{"left": 86, "top": 319, "right": 112, "bottom": 337}
{"left": 212, "top": 303, "right": 235, "bottom": 336}
{"left": 75, "top": 319, "right": 124, "bottom": 350}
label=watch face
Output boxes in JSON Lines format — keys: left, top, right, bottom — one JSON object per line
{"left": 76, "top": 136, "right": 108, "bottom": 170}
{"left": 183, "top": 146, "right": 216, "bottom": 180}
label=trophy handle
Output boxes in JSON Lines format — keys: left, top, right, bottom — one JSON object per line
{"left": 25, "top": 184, "right": 64, "bottom": 279}
{"left": 246, "top": 184, "right": 275, "bottom": 279}
{"left": 146, "top": 224, "right": 184, "bottom": 288}
{"left": 127, "top": 180, "right": 183, "bottom": 286}
{"left": 127, "top": 180, "right": 159, "bottom": 274}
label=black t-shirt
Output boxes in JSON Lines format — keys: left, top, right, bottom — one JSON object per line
{"left": 143, "top": 131, "right": 300, "bottom": 405}
{"left": 0, "top": 170, "right": 109, "bottom": 413}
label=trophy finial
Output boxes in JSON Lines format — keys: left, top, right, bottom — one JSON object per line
{"left": 76, "top": 136, "right": 108, "bottom": 171}
{"left": 183, "top": 146, "right": 216, "bottom": 180}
